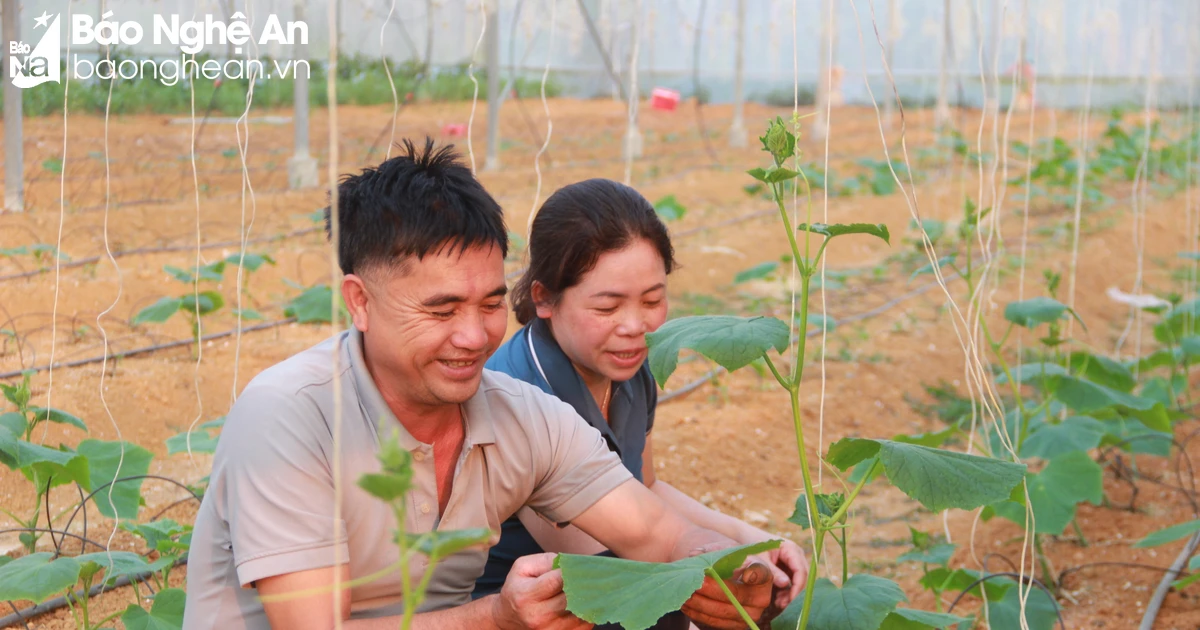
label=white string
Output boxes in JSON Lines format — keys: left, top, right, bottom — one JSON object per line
{"left": 93, "top": 4, "right": 125, "bottom": 562}
{"left": 1015, "top": 0, "right": 1041, "bottom": 382}
{"left": 226, "top": 5, "right": 264, "bottom": 426}
{"left": 527, "top": 0, "right": 559, "bottom": 237}
{"left": 623, "top": 0, "right": 642, "bottom": 186}
{"left": 382, "top": 0, "right": 401, "bottom": 160}
{"left": 1064, "top": 48, "right": 1095, "bottom": 342}
{"left": 816, "top": 0, "right": 833, "bottom": 492}
{"left": 466, "top": 0, "right": 489, "bottom": 174}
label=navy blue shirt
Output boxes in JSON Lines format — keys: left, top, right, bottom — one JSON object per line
{"left": 472, "top": 317, "right": 658, "bottom": 596}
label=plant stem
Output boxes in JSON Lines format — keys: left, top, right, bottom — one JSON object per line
{"left": 704, "top": 567, "right": 760, "bottom": 630}
{"left": 789, "top": 387, "right": 822, "bottom": 630}
{"left": 763, "top": 355, "right": 791, "bottom": 389}
{"left": 834, "top": 532, "right": 848, "bottom": 584}
{"left": 1072, "top": 518, "right": 1089, "bottom": 547}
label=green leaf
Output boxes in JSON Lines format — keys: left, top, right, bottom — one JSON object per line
{"left": 994, "top": 451, "right": 1104, "bottom": 535}
{"left": 880, "top": 608, "right": 970, "bottom": 630}
{"left": 76, "top": 551, "right": 153, "bottom": 586}
{"left": 646, "top": 316, "right": 790, "bottom": 386}
{"left": 733, "top": 262, "right": 778, "bottom": 284}
{"left": 0, "top": 412, "right": 27, "bottom": 437}
{"left": 805, "top": 313, "right": 837, "bottom": 331}
{"left": 558, "top": 540, "right": 781, "bottom": 630}
{"left": 797, "top": 222, "right": 892, "bottom": 245}
{"left": 358, "top": 430, "right": 414, "bottom": 502}
{"left": 78, "top": 439, "right": 154, "bottom": 520}
{"left": 909, "top": 254, "right": 957, "bottom": 282}
{"left": 231, "top": 308, "right": 264, "bottom": 321}
{"left": 121, "top": 519, "right": 191, "bottom": 553}
{"left": 1101, "top": 416, "right": 1173, "bottom": 456}
{"left": 162, "top": 265, "right": 194, "bottom": 284}
{"left": 199, "top": 417, "right": 226, "bottom": 430}
{"left": 284, "top": 285, "right": 338, "bottom": 324}
{"left": 896, "top": 543, "right": 957, "bottom": 566}
{"left": 1134, "top": 519, "right": 1200, "bottom": 548}
{"left": 0, "top": 434, "right": 90, "bottom": 489}
{"left": 1179, "top": 252, "right": 1200, "bottom": 260}
{"left": 122, "top": 587, "right": 186, "bottom": 630}
{"left": 1153, "top": 299, "right": 1200, "bottom": 343}
{"left": 788, "top": 493, "right": 843, "bottom": 530}
{"left": 132, "top": 297, "right": 182, "bottom": 325}
{"left": 653, "top": 195, "right": 687, "bottom": 222}
{"left": 166, "top": 430, "right": 219, "bottom": 455}
{"left": 0, "top": 553, "right": 82, "bottom": 604}
{"left": 29, "top": 407, "right": 88, "bottom": 432}
{"left": 771, "top": 575, "right": 906, "bottom": 630}
{"left": 1068, "top": 352, "right": 1135, "bottom": 392}
{"left": 179, "top": 291, "right": 224, "bottom": 316}
{"left": 1173, "top": 571, "right": 1200, "bottom": 590}
{"left": 1004, "top": 296, "right": 1081, "bottom": 329}
{"left": 765, "top": 167, "right": 800, "bottom": 183}
{"left": 1020, "top": 416, "right": 1107, "bottom": 460}
{"left": 918, "top": 568, "right": 1010, "bottom": 601}
{"left": 827, "top": 438, "right": 1027, "bottom": 512}
{"left": 402, "top": 528, "right": 493, "bottom": 560}
{"left": 1015, "top": 368, "right": 1171, "bottom": 432}
{"left": 196, "top": 261, "right": 227, "bottom": 282}
{"left": 225, "top": 253, "right": 276, "bottom": 272}
{"left": 987, "top": 579, "right": 1059, "bottom": 630}
{"left": 747, "top": 167, "right": 770, "bottom": 182}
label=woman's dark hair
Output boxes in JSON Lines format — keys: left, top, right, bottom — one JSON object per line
{"left": 326, "top": 137, "right": 507, "bottom": 276}
{"left": 512, "top": 178, "right": 676, "bottom": 325}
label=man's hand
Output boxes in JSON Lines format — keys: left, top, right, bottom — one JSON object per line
{"left": 493, "top": 553, "right": 594, "bottom": 630}
{"left": 681, "top": 560, "right": 774, "bottom": 630}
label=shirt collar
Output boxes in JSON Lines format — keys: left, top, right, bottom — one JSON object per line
{"left": 347, "top": 327, "right": 496, "bottom": 450}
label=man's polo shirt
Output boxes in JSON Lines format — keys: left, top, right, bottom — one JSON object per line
{"left": 183, "top": 327, "right": 632, "bottom": 629}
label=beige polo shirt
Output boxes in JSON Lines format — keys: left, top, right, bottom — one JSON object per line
{"left": 183, "top": 328, "right": 632, "bottom": 630}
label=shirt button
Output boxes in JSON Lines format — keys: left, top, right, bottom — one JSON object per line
{"left": 413, "top": 451, "right": 425, "bottom": 462}
{"left": 420, "top": 503, "right": 431, "bottom": 514}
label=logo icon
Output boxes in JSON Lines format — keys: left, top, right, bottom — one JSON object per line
{"left": 9, "top": 11, "right": 61, "bottom": 89}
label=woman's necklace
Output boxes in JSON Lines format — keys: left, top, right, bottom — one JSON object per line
{"left": 600, "top": 384, "right": 612, "bottom": 419}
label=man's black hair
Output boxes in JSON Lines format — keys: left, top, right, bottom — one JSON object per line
{"left": 325, "top": 137, "right": 508, "bottom": 276}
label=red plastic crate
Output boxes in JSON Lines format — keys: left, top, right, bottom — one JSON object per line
{"left": 650, "top": 87, "right": 680, "bottom": 111}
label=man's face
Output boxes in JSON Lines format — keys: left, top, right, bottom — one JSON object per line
{"left": 349, "top": 243, "right": 508, "bottom": 411}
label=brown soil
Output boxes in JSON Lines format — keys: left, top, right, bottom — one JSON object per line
{"left": 1, "top": 98, "right": 1198, "bottom": 629}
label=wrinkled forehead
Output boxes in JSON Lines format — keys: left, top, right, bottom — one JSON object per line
{"left": 376, "top": 242, "right": 507, "bottom": 299}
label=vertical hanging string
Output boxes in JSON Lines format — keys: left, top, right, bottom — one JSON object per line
{"left": 326, "top": 0, "right": 345, "bottom": 622}
{"left": 93, "top": 16, "right": 125, "bottom": 562}
{"left": 1015, "top": 0, "right": 1041, "bottom": 384}
{"left": 382, "top": 0, "right": 401, "bottom": 160}
{"left": 466, "top": 0, "right": 489, "bottom": 174}
{"left": 1064, "top": 46, "right": 1095, "bottom": 342}
{"left": 623, "top": 0, "right": 642, "bottom": 186}
{"left": 1186, "top": 3, "right": 1199, "bottom": 318}
{"left": 816, "top": 0, "right": 834, "bottom": 491}
{"left": 527, "top": 0, "right": 559, "bottom": 237}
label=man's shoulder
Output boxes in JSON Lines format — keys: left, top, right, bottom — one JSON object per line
{"left": 472, "top": 369, "right": 579, "bottom": 430}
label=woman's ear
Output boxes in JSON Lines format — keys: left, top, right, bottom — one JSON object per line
{"left": 531, "top": 281, "right": 555, "bottom": 320}
{"left": 342, "top": 274, "right": 371, "bottom": 332}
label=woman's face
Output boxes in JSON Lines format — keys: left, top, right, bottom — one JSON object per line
{"left": 537, "top": 238, "right": 669, "bottom": 385}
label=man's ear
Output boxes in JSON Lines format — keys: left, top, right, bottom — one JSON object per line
{"left": 342, "top": 274, "right": 371, "bottom": 332}
{"left": 531, "top": 281, "right": 555, "bottom": 320}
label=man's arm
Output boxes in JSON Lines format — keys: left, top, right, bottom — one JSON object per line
{"left": 257, "top": 555, "right": 592, "bottom": 630}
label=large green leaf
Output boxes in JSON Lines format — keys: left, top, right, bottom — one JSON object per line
{"left": 825, "top": 438, "right": 1026, "bottom": 512}
{"left": 788, "top": 493, "right": 844, "bottom": 530}
{"left": 165, "top": 430, "right": 219, "bottom": 455}
{"left": 78, "top": 439, "right": 154, "bottom": 519}
{"left": 797, "top": 222, "right": 892, "bottom": 245}
{"left": 122, "top": 587, "right": 186, "bottom": 630}
{"left": 909, "top": 254, "right": 957, "bottom": 282}
{"left": 0, "top": 433, "right": 90, "bottom": 489}
{"left": 29, "top": 407, "right": 88, "bottom": 432}
{"left": 896, "top": 543, "right": 957, "bottom": 566}
{"left": 646, "top": 316, "right": 790, "bottom": 386}
{"left": 1020, "top": 416, "right": 1107, "bottom": 460}
{"left": 76, "top": 551, "right": 153, "bottom": 586}
{"left": 918, "top": 568, "right": 1011, "bottom": 601}
{"left": 1101, "top": 416, "right": 1173, "bottom": 456}
{"left": 879, "top": 608, "right": 970, "bottom": 629}
{"left": 0, "top": 553, "right": 82, "bottom": 604}
{"left": 771, "top": 575, "right": 906, "bottom": 630}
{"left": 994, "top": 451, "right": 1103, "bottom": 535}
{"left": 284, "top": 285, "right": 338, "bottom": 324}
{"left": 132, "top": 297, "right": 182, "bottom": 325}
{"left": 225, "top": 252, "right": 276, "bottom": 272}
{"left": 1003, "top": 296, "right": 1078, "bottom": 329}
{"left": 986, "top": 580, "right": 1059, "bottom": 630}
{"left": 557, "top": 540, "right": 780, "bottom": 630}
{"left": 1153, "top": 299, "right": 1199, "bottom": 344}
{"left": 1015, "top": 367, "right": 1172, "bottom": 432}
{"left": 733, "top": 262, "right": 778, "bottom": 284}
{"left": 1134, "top": 519, "right": 1200, "bottom": 548}
{"left": 122, "top": 519, "right": 191, "bottom": 553}
{"left": 402, "top": 528, "right": 493, "bottom": 560}
{"left": 0, "top": 412, "right": 27, "bottom": 436}
{"left": 358, "top": 432, "right": 414, "bottom": 502}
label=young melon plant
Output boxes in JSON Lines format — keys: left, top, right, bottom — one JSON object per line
{"left": 552, "top": 118, "right": 1027, "bottom": 630}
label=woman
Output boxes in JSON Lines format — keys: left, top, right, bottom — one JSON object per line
{"left": 472, "top": 179, "right": 807, "bottom": 624}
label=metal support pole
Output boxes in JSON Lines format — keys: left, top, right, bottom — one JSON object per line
{"left": 728, "top": 0, "right": 747, "bottom": 148}
{"left": 288, "top": 0, "right": 318, "bottom": 187}
{"left": 622, "top": 0, "right": 643, "bottom": 174}
{"left": 934, "top": 0, "right": 952, "bottom": 126}
{"left": 484, "top": 1, "right": 501, "bottom": 171}
{"left": 4, "top": 0, "right": 25, "bottom": 212}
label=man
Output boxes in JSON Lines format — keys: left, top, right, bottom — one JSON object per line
{"left": 183, "top": 139, "right": 783, "bottom": 629}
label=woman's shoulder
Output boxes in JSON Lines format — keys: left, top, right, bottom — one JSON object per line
{"left": 485, "top": 325, "right": 546, "bottom": 389}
